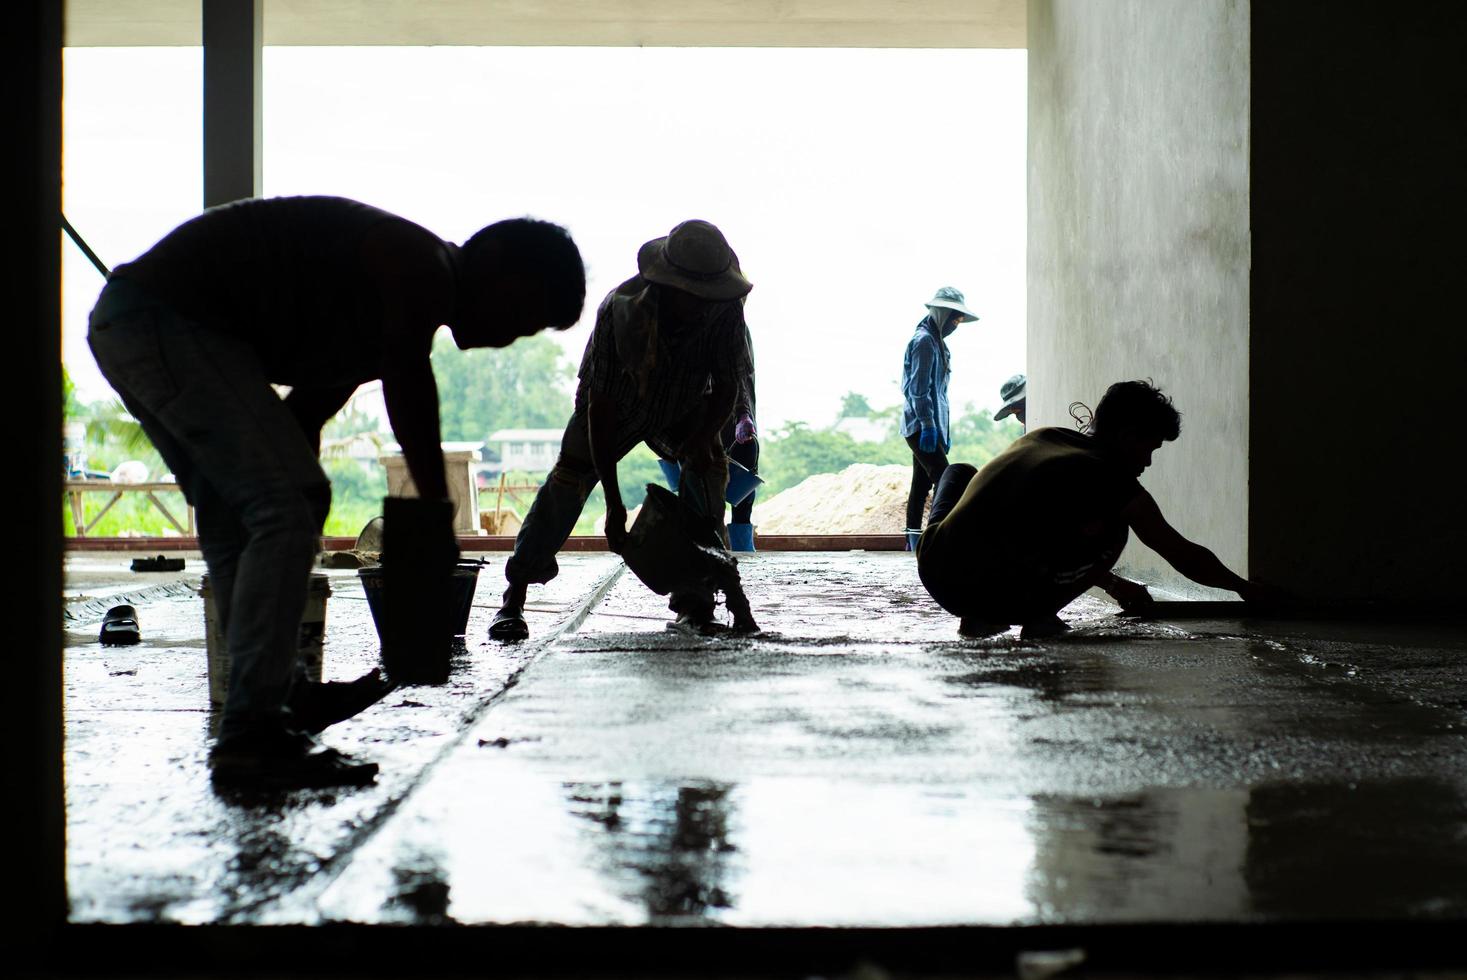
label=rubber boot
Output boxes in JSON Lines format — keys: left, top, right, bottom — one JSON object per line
{"left": 657, "top": 458, "right": 681, "bottom": 492}
{"left": 728, "top": 522, "right": 755, "bottom": 552}
{"left": 905, "top": 528, "right": 922, "bottom": 552}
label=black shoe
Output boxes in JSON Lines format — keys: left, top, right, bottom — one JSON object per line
{"left": 99, "top": 605, "right": 141, "bottom": 646}
{"left": 286, "top": 669, "right": 395, "bottom": 734}
{"left": 210, "top": 728, "right": 378, "bottom": 790}
{"left": 488, "top": 607, "right": 529, "bottom": 641}
{"left": 1019, "top": 614, "right": 1071, "bottom": 639}
{"left": 668, "top": 608, "right": 720, "bottom": 635}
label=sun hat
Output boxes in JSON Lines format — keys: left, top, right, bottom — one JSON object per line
{"left": 994, "top": 373, "right": 1027, "bottom": 421}
{"left": 637, "top": 220, "right": 752, "bottom": 301}
{"left": 925, "top": 286, "right": 978, "bottom": 321}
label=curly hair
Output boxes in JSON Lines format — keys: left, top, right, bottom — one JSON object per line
{"left": 1092, "top": 379, "right": 1182, "bottom": 442}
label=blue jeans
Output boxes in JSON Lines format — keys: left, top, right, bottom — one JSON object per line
{"left": 88, "top": 282, "right": 330, "bottom": 740}
{"left": 506, "top": 413, "right": 729, "bottom": 615}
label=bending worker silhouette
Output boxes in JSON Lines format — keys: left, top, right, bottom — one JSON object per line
{"left": 916, "top": 380, "right": 1270, "bottom": 636}
{"left": 491, "top": 219, "right": 754, "bottom": 640}
{"left": 88, "top": 195, "right": 585, "bottom": 789}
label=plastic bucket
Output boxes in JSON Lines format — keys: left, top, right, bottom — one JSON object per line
{"left": 661, "top": 458, "right": 762, "bottom": 506}
{"left": 725, "top": 459, "right": 764, "bottom": 506}
{"left": 201, "top": 573, "right": 330, "bottom": 706}
{"left": 359, "top": 560, "right": 482, "bottom": 640}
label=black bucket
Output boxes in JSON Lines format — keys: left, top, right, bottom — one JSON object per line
{"left": 359, "top": 560, "right": 483, "bottom": 640}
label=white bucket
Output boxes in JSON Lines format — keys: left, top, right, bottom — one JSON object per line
{"left": 200, "top": 573, "right": 331, "bottom": 706}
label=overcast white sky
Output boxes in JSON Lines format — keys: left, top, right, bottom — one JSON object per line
{"left": 62, "top": 46, "right": 1026, "bottom": 430}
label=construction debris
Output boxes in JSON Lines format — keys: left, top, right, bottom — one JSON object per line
{"left": 751, "top": 463, "right": 911, "bottom": 535}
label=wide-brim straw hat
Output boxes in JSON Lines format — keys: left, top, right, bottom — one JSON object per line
{"left": 637, "top": 219, "right": 753, "bottom": 301}
{"left": 925, "top": 285, "right": 978, "bottom": 321}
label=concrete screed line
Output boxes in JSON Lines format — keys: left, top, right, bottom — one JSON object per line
{"left": 252, "top": 560, "right": 629, "bottom": 920}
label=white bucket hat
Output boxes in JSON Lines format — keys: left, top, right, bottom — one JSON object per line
{"left": 925, "top": 286, "right": 978, "bottom": 321}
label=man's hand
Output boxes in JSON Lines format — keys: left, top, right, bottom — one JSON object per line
{"left": 1238, "top": 579, "right": 1290, "bottom": 605}
{"left": 603, "top": 500, "right": 629, "bottom": 554}
{"left": 1103, "top": 574, "right": 1154, "bottom": 612}
{"left": 918, "top": 425, "right": 939, "bottom": 454}
{"left": 734, "top": 413, "right": 757, "bottom": 445}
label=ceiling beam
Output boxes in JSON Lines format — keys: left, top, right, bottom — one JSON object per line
{"left": 65, "top": 0, "right": 1026, "bottom": 49}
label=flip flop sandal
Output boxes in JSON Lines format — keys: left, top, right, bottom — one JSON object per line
{"left": 99, "top": 604, "right": 141, "bottom": 646}
{"left": 487, "top": 610, "right": 529, "bottom": 642}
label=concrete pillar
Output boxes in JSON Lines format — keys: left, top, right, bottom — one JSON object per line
{"left": 1027, "top": 0, "right": 1251, "bottom": 596}
{"left": 1029, "top": 0, "right": 1465, "bottom": 602}
{"left": 203, "top": 0, "right": 263, "bottom": 207}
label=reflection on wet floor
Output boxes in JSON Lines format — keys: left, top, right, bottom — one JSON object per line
{"left": 64, "top": 551, "right": 1467, "bottom": 927}
{"left": 566, "top": 781, "right": 738, "bottom": 921}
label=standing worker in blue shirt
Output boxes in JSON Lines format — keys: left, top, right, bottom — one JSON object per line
{"left": 900, "top": 286, "right": 978, "bottom": 546}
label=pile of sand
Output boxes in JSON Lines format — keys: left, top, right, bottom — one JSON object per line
{"left": 751, "top": 463, "right": 911, "bottom": 535}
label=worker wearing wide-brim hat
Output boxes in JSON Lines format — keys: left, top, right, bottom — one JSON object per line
{"left": 491, "top": 218, "right": 757, "bottom": 640}
{"left": 900, "top": 286, "right": 979, "bottom": 548}
{"left": 995, "top": 373, "right": 1027, "bottom": 428}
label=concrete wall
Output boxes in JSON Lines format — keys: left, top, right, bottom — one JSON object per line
{"left": 12, "top": 0, "right": 65, "bottom": 949}
{"left": 1250, "top": 2, "right": 1467, "bottom": 602}
{"left": 1028, "top": 0, "right": 1251, "bottom": 593}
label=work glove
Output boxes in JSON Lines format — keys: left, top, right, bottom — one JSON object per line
{"left": 734, "top": 413, "right": 757, "bottom": 445}
{"left": 918, "top": 425, "right": 939, "bottom": 454}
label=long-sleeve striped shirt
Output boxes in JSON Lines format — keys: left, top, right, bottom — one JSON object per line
{"left": 574, "top": 275, "right": 752, "bottom": 459}
{"left": 900, "top": 315, "right": 951, "bottom": 444}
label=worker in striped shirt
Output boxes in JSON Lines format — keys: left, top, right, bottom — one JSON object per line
{"left": 490, "top": 219, "right": 754, "bottom": 640}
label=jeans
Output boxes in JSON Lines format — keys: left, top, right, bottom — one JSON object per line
{"left": 505, "top": 413, "right": 729, "bottom": 615}
{"left": 726, "top": 436, "right": 759, "bottom": 525}
{"left": 904, "top": 432, "right": 949, "bottom": 530}
{"left": 88, "top": 284, "right": 330, "bottom": 740}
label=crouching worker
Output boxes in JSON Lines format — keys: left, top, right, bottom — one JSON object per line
{"left": 916, "top": 380, "right": 1268, "bottom": 637}
{"left": 490, "top": 219, "right": 754, "bottom": 640}
{"left": 88, "top": 196, "right": 585, "bottom": 788}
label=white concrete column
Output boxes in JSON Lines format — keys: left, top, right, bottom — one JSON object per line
{"left": 202, "top": 0, "right": 262, "bottom": 207}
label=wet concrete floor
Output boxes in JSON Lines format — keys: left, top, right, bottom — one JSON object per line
{"left": 63, "top": 551, "right": 1467, "bottom": 931}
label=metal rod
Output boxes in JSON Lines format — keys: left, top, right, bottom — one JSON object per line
{"left": 61, "top": 213, "right": 110, "bottom": 278}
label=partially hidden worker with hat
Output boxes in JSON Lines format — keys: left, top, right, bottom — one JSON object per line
{"left": 490, "top": 219, "right": 756, "bottom": 640}
{"left": 87, "top": 195, "right": 586, "bottom": 789}
{"left": 916, "top": 380, "right": 1273, "bottom": 638}
{"left": 901, "top": 286, "right": 978, "bottom": 547}
{"left": 995, "top": 373, "right": 1026, "bottom": 429}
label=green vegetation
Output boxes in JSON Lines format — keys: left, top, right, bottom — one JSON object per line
{"left": 756, "top": 400, "right": 1022, "bottom": 499}
{"left": 64, "top": 333, "right": 1023, "bottom": 538}
{"left": 432, "top": 333, "right": 573, "bottom": 441}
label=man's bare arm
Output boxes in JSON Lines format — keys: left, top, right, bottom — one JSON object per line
{"left": 1122, "top": 489, "right": 1252, "bottom": 595}
{"left": 363, "top": 221, "right": 453, "bottom": 501}
{"left": 383, "top": 362, "right": 448, "bottom": 500}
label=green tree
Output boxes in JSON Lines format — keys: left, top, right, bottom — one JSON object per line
{"left": 838, "top": 391, "right": 874, "bottom": 418}
{"left": 749, "top": 399, "right": 1023, "bottom": 505}
{"left": 431, "top": 334, "right": 575, "bottom": 444}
